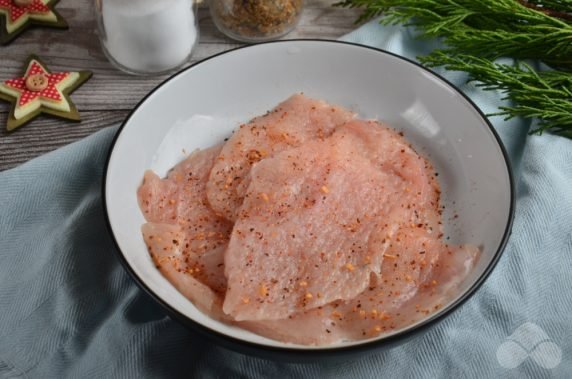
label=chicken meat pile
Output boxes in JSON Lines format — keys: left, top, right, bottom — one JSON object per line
{"left": 137, "top": 94, "right": 479, "bottom": 345}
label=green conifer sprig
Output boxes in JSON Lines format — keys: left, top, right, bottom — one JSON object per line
{"left": 335, "top": 0, "right": 572, "bottom": 136}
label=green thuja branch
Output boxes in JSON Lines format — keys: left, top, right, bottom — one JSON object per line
{"left": 422, "top": 53, "right": 572, "bottom": 137}
{"left": 335, "top": 0, "right": 572, "bottom": 137}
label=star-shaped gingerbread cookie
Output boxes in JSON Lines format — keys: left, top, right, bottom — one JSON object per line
{"left": 0, "top": 0, "right": 67, "bottom": 45}
{"left": 0, "top": 55, "right": 92, "bottom": 131}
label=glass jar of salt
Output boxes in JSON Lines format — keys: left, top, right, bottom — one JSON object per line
{"left": 96, "top": 0, "right": 198, "bottom": 75}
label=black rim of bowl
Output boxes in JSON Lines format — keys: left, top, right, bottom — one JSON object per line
{"left": 102, "top": 40, "right": 516, "bottom": 357}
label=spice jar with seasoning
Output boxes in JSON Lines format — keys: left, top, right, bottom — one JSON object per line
{"left": 210, "top": 0, "right": 304, "bottom": 42}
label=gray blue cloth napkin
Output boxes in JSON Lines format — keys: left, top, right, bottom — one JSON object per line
{"left": 1, "top": 20, "right": 571, "bottom": 378}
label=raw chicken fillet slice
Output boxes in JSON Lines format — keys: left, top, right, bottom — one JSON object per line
{"left": 206, "top": 94, "right": 355, "bottom": 221}
{"left": 223, "top": 120, "right": 443, "bottom": 321}
{"left": 138, "top": 145, "right": 232, "bottom": 295}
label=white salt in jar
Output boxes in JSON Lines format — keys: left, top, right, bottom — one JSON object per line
{"left": 96, "top": 0, "right": 198, "bottom": 75}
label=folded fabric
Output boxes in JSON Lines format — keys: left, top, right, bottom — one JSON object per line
{"left": 1, "top": 20, "right": 571, "bottom": 378}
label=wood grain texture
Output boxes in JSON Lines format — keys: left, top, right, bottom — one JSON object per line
{"left": 0, "top": 0, "right": 362, "bottom": 171}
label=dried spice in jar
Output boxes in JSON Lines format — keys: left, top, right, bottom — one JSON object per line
{"left": 210, "top": 0, "right": 304, "bottom": 42}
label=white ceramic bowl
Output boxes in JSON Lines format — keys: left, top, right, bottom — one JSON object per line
{"left": 104, "top": 40, "right": 514, "bottom": 359}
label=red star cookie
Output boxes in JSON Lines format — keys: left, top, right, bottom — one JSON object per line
{"left": 0, "top": 0, "right": 67, "bottom": 45}
{"left": 0, "top": 55, "right": 92, "bottom": 131}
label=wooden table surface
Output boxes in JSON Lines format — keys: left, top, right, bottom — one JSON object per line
{"left": 0, "top": 0, "right": 362, "bottom": 171}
